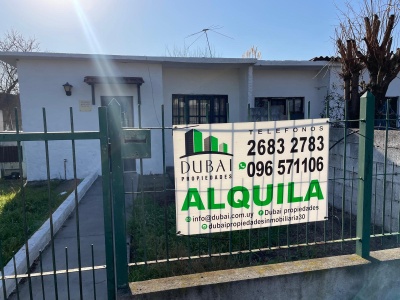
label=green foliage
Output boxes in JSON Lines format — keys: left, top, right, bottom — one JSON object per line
{"left": 320, "top": 84, "right": 345, "bottom": 127}
{"left": 128, "top": 193, "right": 288, "bottom": 281}
{"left": 129, "top": 173, "right": 400, "bottom": 282}
{"left": 0, "top": 180, "right": 74, "bottom": 265}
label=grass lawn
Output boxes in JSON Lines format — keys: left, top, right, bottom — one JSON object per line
{"left": 128, "top": 175, "right": 399, "bottom": 282}
{"left": 128, "top": 175, "right": 308, "bottom": 282}
{"left": 0, "top": 179, "right": 79, "bottom": 266}
{"left": 127, "top": 175, "right": 286, "bottom": 282}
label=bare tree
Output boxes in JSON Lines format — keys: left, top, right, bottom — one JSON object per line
{"left": 242, "top": 46, "right": 262, "bottom": 59}
{"left": 336, "top": 0, "right": 400, "bottom": 121}
{"left": 165, "top": 45, "right": 218, "bottom": 58}
{"left": 0, "top": 30, "right": 40, "bottom": 94}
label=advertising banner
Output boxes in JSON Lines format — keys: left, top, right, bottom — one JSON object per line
{"left": 173, "top": 119, "right": 329, "bottom": 235}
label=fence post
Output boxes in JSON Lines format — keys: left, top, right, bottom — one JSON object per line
{"left": 99, "top": 107, "right": 117, "bottom": 299}
{"left": 356, "top": 91, "right": 374, "bottom": 258}
{"left": 108, "top": 100, "right": 129, "bottom": 291}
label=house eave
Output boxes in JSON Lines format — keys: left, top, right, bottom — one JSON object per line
{"left": 0, "top": 52, "right": 257, "bottom": 68}
{"left": 0, "top": 51, "right": 342, "bottom": 71}
{"left": 255, "top": 60, "right": 340, "bottom": 70}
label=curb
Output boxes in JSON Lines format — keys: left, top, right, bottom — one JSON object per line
{"left": 0, "top": 172, "right": 98, "bottom": 299}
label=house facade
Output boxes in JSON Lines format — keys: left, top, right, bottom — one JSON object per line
{"left": 0, "top": 52, "right": 399, "bottom": 180}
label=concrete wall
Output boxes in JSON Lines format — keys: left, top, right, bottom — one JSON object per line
{"left": 16, "top": 56, "right": 400, "bottom": 181}
{"left": 16, "top": 57, "right": 340, "bottom": 180}
{"left": 253, "top": 68, "right": 331, "bottom": 118}
{"left": 329, "top": 128, "right": 400, "bottom": 232}
{"left": 16, "top": 58, "right": 254, "bottom": 179}
{"left": 161, "top": 66, "right": 249, "bottom": 168}
{"left": 126, "top": 248, "right": 400, "bottom": 300}
{"left": 16, "top": 59, "right": 164, "bottom": 179}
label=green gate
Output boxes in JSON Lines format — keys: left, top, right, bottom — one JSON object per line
{"left": 100, "top": 99, "right": 151, "bottom": 299}
{"left": 0, "top": 100, "right": 143, "bottom": 299}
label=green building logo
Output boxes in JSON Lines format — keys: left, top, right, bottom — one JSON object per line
{"left": 181, "top": 129, "right": 232, "bottom": 158}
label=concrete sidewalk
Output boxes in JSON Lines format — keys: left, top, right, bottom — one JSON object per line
{"left": 10, "top": 178, "right": 107, "bottom": 300}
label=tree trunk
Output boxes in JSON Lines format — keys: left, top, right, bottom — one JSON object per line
{"left": 344, "top": 77, "right": 351, "bottom": 125}
{"left": 349, "top": 73, "right": 360, "bottom": 127}
{"left": 344, "top": 78, "right": 351, "bottom": 102}
{"left": 373, "top": 89, "right": 389, "bottom": 120}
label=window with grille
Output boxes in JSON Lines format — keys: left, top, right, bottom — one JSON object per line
{"left": 172, "top": 95, "right": 228, "bottom": 125}
{"left": 255, "top": 97, "right": 304, "bottom": 120}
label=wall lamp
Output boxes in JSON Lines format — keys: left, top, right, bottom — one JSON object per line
{"left": 63, "top": 82, "right": 73, "bottom": 96}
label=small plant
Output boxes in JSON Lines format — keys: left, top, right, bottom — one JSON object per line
{"left": 320, "top": 84, "right": 345, "bottom": 127}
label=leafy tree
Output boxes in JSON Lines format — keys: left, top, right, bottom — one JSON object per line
{"left": 336, "top": 0, "right": 400, "bottom": 121}
{"left": 0, "top": 30, "right": 40, "bottom": 94}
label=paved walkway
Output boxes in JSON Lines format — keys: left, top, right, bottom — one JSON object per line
{"left": 10, "top": 178, "right": 107, "bottom": 300}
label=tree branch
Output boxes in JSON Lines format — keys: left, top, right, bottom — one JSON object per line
{"left": 0, "top": 30, "right": 40, "bottom": 94}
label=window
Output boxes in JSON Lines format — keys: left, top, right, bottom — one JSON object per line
{"left": 375, "top": 96, "right": 398, "bottom": 128}
{"left": 172, "top": 95, "right": 228, "bottom": 125}
{"left": 255, "top": 97, "right": 304, "bottom": 120}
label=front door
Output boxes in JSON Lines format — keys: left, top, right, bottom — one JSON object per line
{"left": 101, "top": 96, "right": 135, "bottom": 171}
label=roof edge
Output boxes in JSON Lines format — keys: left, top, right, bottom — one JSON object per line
{"left": 0, "top": 51, "right": 257, "bottom": 67}
{"left": 255, "top": 60, "right": 340, "bottom": 69}
{"left": 0, "top": 51, "right": 342, "bottom": 69}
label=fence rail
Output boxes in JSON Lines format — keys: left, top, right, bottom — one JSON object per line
{"left": 1, "top": 93, "right": 400, "bottom": 299}
{"left": 0, "top": 108, "right": 108, "bottom": 300}
{"left": 127, "top": 93, "right": 399, "bottom": 282}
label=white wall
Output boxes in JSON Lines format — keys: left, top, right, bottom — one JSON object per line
{"left": 327, "top": 66, "right": 400, "bottom": 118}
{"left": 334, "top": 67, "right": 400, "bottom": 101}
{"left": 16, "top": 58, "right": 250, "bottom": 179}
{"left": 16, "top": 57, "right": 363, "bottom": 180}
{"left": 253, "top": 68, "right": 331, "bottom": 119}
{"left": 239, "top": 66, "right": 251, "bottom": 113}
{"left": 16, "top": 59, "right": 163, "bottom": 180}
{"left": 386, "top": 76, "right": 400, "bottom": 98}
{"left": 161, "top": 66, "right": 248, "bottom": 168}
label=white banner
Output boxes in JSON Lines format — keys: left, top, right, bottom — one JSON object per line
{"left": 173, "top": 119, "right": 329, "bottom": 235}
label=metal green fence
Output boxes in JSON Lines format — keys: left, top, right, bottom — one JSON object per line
{"left": 1, "top": 92, "right": 400, "bottom": 299}
{"left": 127, "top": 92, "right": 400, "bottom": 282}
{"left": 0, "top": 106, "right": 119, "bottom": 300}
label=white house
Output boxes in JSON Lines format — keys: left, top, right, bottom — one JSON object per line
{"left": 0, "top": 52, "right": 399, "bottom": 180}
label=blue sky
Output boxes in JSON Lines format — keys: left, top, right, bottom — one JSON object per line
{"left": 0, "top": 0, "right": 349, "bottom": 60}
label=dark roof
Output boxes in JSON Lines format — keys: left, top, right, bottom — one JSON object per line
{"left": 84, "top": 76, "right": 144, "bottom": 85}
{"left": 310, "top": 56, "right": 340, "bottom": 62}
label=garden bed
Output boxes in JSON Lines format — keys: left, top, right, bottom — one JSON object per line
{"left": 0, "top": 179, "right": 80, "bottom": 265}
{"left": 128, "top": 174, "right": 399, "bottom": 282}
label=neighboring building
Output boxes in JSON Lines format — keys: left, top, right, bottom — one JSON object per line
{"left": 0, "top": 93, "right": 21, "bottom": 131}
{"left": 0, "top": 93, "right": 23, "bottom": 178}
{"left": 0, "top": 52, "right": 398, "bottom": 180}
